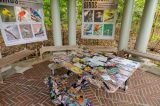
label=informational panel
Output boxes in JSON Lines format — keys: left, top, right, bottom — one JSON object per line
{"left": 0, "top": 0, "right": 47, "bottom": 46}
{"left": 82, "top": 0, "right": 118, "bottom": 40}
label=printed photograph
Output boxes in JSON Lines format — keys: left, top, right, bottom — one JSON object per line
{"left": 0, "top": 5, "right": 16, "bottom": 22}
{"left": 30, "top": 7, "right": 42, "bottom": 22}
{"left": 94, "top": 10, "right": 104, "bottom": 22}
{"left": 4, "top": 24, "right": 21, "bottom": 41}
{"left": 16, "top": 6, "right": 32, "bottom": 22}
{"left": 32, "top": 24, "right": 45, "bottom": 37}
{"left": 93, "top": 24, "right": 103, "bottom": 36}
{"left": 83, "top": 24, "right": 93, "bottom": 35}
{"left": 103, "top": 9, "right": 115, "bottom": 22}
{"left": 84, "top": 10, "right": 93, "bottom": 22}
{"left": 19, "top": 24, "right": 33, "bottom": 39}
{"left": 103, "top": 24, "right": 113, "bottom": 36}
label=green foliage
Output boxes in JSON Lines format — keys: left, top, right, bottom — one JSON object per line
{"left": 151, "top": 34, "right": 160, "bottom": 42}
{"left": 43, "top": 0, "right": 52, "bottom": 29}
{"left": 43, "top": 0, "right": 160, "bottom": 34}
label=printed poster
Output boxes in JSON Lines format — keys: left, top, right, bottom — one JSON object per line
{"left": 0, "top": 0, "right": 47, "bottom": 46}
{"left": 82, "top": 0, "right": 118, "bottom": 39}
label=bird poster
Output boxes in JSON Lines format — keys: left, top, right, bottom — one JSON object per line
{"left": 0, "top": 5, "right": 16, "bottom": 22}
{"left": 83, "top": 24, "right": 93, "bottom": 35}
{"left": 16, "top": 6, "right": 32, "bottom": 22}
{"left": 84, "top": 10, "right": 93, "bottom": 22}
{"left": 4, "top": 24, "right": 21, "bottom": 41}
{"left": 32, "top": 24, "right": 45, "bottom": 37}
{"left": 93, "top": 24, "right": 103, "bottom": 36}
{"left": 0, "top": 0, "right": 47, "bottom": 46}
{"left": 19, "top": 24, "right": 33, "bottom": 39}
{"left": 82, "top": 0, "right": 118, "bottom": 39}
{"left": 30, "top": 7, "right": 42, "bottom": 22}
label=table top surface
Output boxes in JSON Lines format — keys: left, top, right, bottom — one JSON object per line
{"left": 52, "top": 50, "right": 141, "bottom": 93}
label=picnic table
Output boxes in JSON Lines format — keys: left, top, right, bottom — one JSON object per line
{"left": 52, "top": 49, "right": 141, "bottom": 93}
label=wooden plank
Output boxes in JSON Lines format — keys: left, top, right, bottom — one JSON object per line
{"left": 40, "top": 45, "right": 79, "bottom": 59}
{"left": 80, "top": 45, "right": 117, "bottom": 53}
{"left": 124, "top": 50, "right": 160, "bottom": 61}
{"left": 0, "top": 49, "right": 35, "bottom": 68}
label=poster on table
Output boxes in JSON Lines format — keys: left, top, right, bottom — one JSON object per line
{"left": 0, "top": 0, "right": 47, "bottom": 46}
{"left": 82, "top": 0, "right": 118, "bottom": 40}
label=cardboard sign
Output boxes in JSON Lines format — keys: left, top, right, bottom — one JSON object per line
{"left": 0, "top": 0, "right": 47, "bottom": 46}
{"left": 82, "top": 0, "right": 118, "bottom": 40}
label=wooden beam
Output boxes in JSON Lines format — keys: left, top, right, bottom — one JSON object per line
{"left": 0, "top": 49, "right": 35, "bottom": 68}
{"left": 40, "top": 45, "right": 79, "bottom": 59}
{"left": 124, "top": 49, "right": 160, "bottom": 61}
{"left": 80, "top": 45, "right": 118, "bottom": 53}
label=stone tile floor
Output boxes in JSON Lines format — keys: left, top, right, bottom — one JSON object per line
{"left": 0, "top": 61, "right": 160, "bottom": 106}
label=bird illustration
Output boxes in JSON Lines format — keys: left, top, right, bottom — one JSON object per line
{"left": 94, "top": 24, "right": 99, "bottom": 33}
{"left": 18, "top": 10, "right": 26, "bottom": 21}
{"left": 22, "top": 26, "right": 30, "bottom": 37}
{"left": 2, "top": 8, "right": 14, "bottom": 17}
{"left": 35, "top": 27, "right": 43, "bottom": 36}
{"left": 30, "top": 8, "right": 41, "bottom": 20}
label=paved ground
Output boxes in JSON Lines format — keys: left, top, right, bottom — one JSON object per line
{"left": 0, "top": 61, "right": 160, "bottom": 106}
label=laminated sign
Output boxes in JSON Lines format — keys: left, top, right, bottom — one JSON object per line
{"left": 82, "top": 0, "right": 118, "bottom": 40}
{"left": 0, "top": 0, "right": 47, "bottom": 46}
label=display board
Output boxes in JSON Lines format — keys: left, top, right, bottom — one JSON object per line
{"left": 0, "top": 0, "right": 47, "bottom": 46}
{"left": 82, "top": 0, "right": 118, "bottom": 40}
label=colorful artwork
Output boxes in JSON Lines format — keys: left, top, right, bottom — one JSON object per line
{"left": 4, "top": 24, "right": 20, "bottom": 41}
{"left": 32, "top": 24, "right": 44, "bottom": 37}
{"left": 16, "top": 6, "right": 31, "bottom": 22}
{"left": 0, "top": 1, "right": 47, "bottom": 46}
{"left": 19, "top": 24, "right": 33, "bottom": 39}
{"left": 93, "top": 24, "right": 103, "bottom": 36}
{"left": 103, "top": 9, "right": 115, "bottom": 22}
{"left": 103, "top": 24, "right": 113, "bottom": 36}
{"left": 82, "top": 0, "right": 117, "bottom": 39}
{"left": 84, "top": 10, "right": 93, "bottom": 22}
{"left": 83, "top": 24, "right": 93, "bottom": 35}
{"left": 0, "top": 5, "right": 16, "bottom": 22}
{"left": 30, "top": 7, "right": 42, "bottom": 22}
{"left": 94, "top": 10, "right": 104, "bottom": 22}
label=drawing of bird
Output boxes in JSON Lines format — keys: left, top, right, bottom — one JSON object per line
{"left": 2, "top": 8, "right": 14, "bottom": 17}
{"left": 38, "top": 27, "right": 43, "bottom": 33}
{"left": 35, "top": 27, "right": 43, "bottom": 36}
{"left": 22, "top": 26, "right": 30, "bottom": 37}
{"left": 18, "top": 10, "right": 26, "bottom": 21}
{"left": 94, "top": 24, "right": 99, "bottom": 33}
{"left": 30, "top": 8, "right": 41, "bottom": 19}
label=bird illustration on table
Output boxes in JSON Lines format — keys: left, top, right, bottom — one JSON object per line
{"left": 2, "top": 8, "right": 14, "bottom": 17}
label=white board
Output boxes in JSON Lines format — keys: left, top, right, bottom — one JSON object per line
{"left": 0, "top": 0, "right": 47, "bottom": 46}
{"left": 82, "top": 0, "right": 118, "bottom": 40}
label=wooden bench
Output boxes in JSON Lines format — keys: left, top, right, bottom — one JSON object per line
{"left": 0, "top": 49, "right": 35, "bottom": 83}
{"left": 40, "top": 45, "right": 79, "bottom": 59}
{"left": 81, "top": 45, "right": 118, "bottom": 53}
{"left": 124, "top": 49, "right": 160, "bottom": 62}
